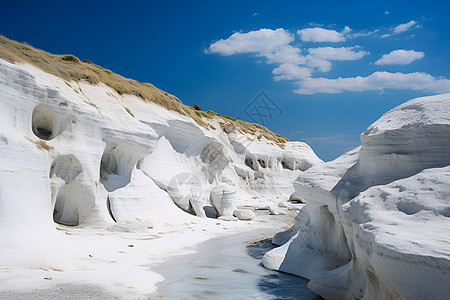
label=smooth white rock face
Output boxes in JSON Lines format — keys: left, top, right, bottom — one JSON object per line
{"left": 263, "top": 93, "right": 450, "bottom": 300}
{"left": 0, "top": 58, "right": 323, "bottom": 269}
{"left": 210, "top": 184, "right": 237, "bottom": 217}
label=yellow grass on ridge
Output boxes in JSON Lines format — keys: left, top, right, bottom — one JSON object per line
{"left": 0, "top": 35, "right": 288, "bottom": 144}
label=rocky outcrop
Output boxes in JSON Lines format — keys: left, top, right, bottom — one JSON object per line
{"left": 210, "top": 184, "right": 237, "bottom": 217}
{"left": 0, "top": 58, "right": 322, "bottom": 254}
{"left": 263, "top": 94, "right": 450, "bottom": 299}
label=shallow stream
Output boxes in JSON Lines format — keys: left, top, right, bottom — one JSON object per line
{"left": 152, "top": 229, "right": 322, "bottom": 299}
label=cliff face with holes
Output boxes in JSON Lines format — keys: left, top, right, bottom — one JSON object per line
{"left": 0, "top": 58, "right": 323, "bottom": 243}
{"left": 263, "top": 94, "right": 450, "bottom": 300}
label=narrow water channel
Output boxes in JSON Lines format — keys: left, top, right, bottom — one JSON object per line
{"left": 152, "top": 229, "right": 322, "bottom": 299}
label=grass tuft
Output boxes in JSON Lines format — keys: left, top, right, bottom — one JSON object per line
{"left": 61, "top": 55, "right": 80, "bottom": 63}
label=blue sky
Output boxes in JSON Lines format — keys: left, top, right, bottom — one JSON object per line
{"left": 1, "top": 0, "right": 450, "bottom": 161}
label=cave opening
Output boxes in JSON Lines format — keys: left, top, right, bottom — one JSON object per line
{"left": 245, "top": 154, "right": 257, "bottom": 171}
{"left": 53, "top": 188, "right": 79, "bottom": 226}
{"left": 32, "top": 104, "right": 68, "bottom": 141}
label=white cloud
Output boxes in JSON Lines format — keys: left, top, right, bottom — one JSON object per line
{"left": 299, "top": 25, "right": 378, "bottom": 41}
{"left": 265, "top": 45, "right": 306, "bottom": 65}
{"left": 300, "top": 46, "right": 368, "bottom": 73}
{"left": 307, "top": 22, "right": 323, "bottom": 27}
{"left": 342, "top": 26, "right": 352, "bottom": 34}
{"left": 346, "top": 29, "right": 379, "bottom": 38}
{"left": 206, "top": 28, "right": 356, "bottom": 77}
{"left": 382, "top": 20, "right": 418, "bottom": 38}
{"left": 308, "top": 46, "right": 369, "bottom": 61}
{"left": 295, "top": 71, "right": 450, "bottom": 94}
{"left": 305, "top": 57, "right": 332, "bottom": 72}
{"left": 206, "top": 29, "right": 312, "bottom": 81}
{"left": 206, "top": 28, "right": 293, "bottom": 56}
{"left": 272, "top": 64, "right": 312, "bottom": 81}
{"left": 206, "top": 26, "right": 449, "bottom": 96}
{"left": 393, "top": 20, "right": 417, "bottom": 34}
{"left": 297, "top": 27, "right": 345, "bottom": 42}
{"left": 375, "top": 49, "right": 424, "bottom": 65}
{"left": 385, "top": 11, "right": 390, "bottom": 15}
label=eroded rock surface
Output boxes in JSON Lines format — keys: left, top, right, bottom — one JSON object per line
{"left": 263, "top": 94, "right": 450, "bottom": 300}
{"left": 0, "top": 58, "right": 322, "bottom": 268}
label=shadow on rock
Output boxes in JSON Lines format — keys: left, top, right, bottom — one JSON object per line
{"left": 257, "top": 273, "right": 323, "bottom": 300}
{"left": 246, "top": 238, "right": 277, "bottom": 260}
{"left": 247, "top": 238, "right": 324, "bottom": 300}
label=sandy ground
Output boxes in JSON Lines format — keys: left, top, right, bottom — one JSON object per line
{"left": 0, "top": 208, "right": 299, "bottom": 299}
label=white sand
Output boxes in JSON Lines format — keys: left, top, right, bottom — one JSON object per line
{"left": 0, "top": 210, "right": 298, "bottom": 299}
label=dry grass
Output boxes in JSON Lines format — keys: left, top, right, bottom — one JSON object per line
{"left": 191, "top": 109, "right": 289, "bottom": 144}
{"left": 1, "top": 35, "right": 287, "bottom": 144}
{"left": 0, "top": 36, "right": 185, "bottom": 111}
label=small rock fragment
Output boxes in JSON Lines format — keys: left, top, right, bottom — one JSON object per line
{"left": 232, "top": 268, "right": 248, "bottom": 273}
{"left": 289, "top": 192, "right": 305, "bottom": 203}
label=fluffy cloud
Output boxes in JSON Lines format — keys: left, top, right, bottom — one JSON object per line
{"left": 265, "top": 45, "right": 306, "bottom": 65}
{"left": 375, "top": 50, "right": 425, "bottom": 65}
{"left": 305, "top": 57, "right": 332, "bottom": 72}
{"left": 207, "top": 25, "right": 449, "bottom": 95}
{"left": 308, "top": 47, "right": 369, "bottom": 61}
{"left": 300, "top": 46, "right": 369, "bottom": 72}
{"left": 206, "top": 28, "right": 368, "bottom": 79}
{"left": 272, "top": 64, "right": 312, "bottom": 81}
{"left": 295, "top": 71, "right": 450, "bottom": 94}
{"left": 206, "top": 29, "right": 307, "bottom": 80}
{"left": 206, "top": 28, "right": 293, "bottom": 56}
{"left": 342, "top": 26, "right": 352, "bottom": 34}
{"left": 297, "top": 28, "right": 345, "bottom": 42}
{"left": 382, "top": 20, "right": 418, "bottom": 38}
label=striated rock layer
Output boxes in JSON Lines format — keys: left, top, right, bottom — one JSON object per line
{"left": 263, "top": 94, "right": 450, "bottom": 299}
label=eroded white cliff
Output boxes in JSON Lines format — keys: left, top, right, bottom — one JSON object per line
{"left": 0, "top": 58, "right": 322, "bottom": 272}
{"left": 263, "top": 94, "right": 450, "bottom": 299}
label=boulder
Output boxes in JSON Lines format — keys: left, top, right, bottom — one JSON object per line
{"left": 210, "top": 184, "right": 237, "bottom": 217}
{"left": 233, "top": 209, "right": 255, "bottom": 221}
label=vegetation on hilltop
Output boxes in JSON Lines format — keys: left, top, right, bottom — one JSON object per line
{"left": 0, "top": 35, "right": 288, "bottom": 144}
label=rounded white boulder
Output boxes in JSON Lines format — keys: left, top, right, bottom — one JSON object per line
{"left": 233, "top": 209, "right": 255, "bottom": 221}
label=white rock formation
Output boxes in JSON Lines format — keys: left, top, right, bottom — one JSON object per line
{"left": 210, "top": 184, "right": 237, "bottom": 217}
{"left": 233, "top": 209, "right": 255, "bottom": 220}
{"left": 0, "top": 58, "right": 322, "bottom": 268}
{"left": 263, "top": 94, "right": 450, "bottom": 299}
